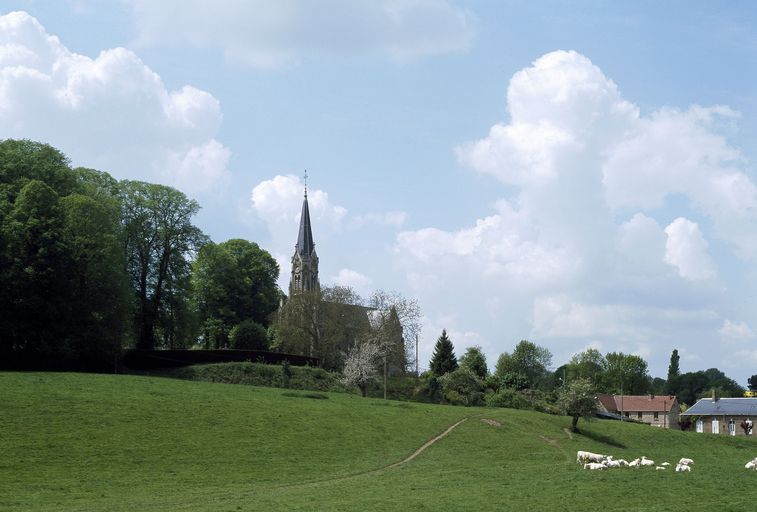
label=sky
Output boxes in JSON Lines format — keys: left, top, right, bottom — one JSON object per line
{"left": 2, "top": 0, "right": 757, "bottom": 384}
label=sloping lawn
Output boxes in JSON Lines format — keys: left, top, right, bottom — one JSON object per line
{"left": 2, "top": 372, "right": 755, "bottom": 511}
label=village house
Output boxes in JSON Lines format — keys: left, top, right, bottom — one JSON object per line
{"left": 596, "top": 394, "right": 679, "bottom": 429}
{"left": 679, "top": 396, "right": 757, "bottom": 436}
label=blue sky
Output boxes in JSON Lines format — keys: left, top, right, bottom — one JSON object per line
{"left": 2, "top": 1, "right": 756, "bottom": 384}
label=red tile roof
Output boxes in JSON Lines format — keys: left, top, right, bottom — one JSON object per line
{"left": 597, "top": 394, "right": 677, "bottom": 413}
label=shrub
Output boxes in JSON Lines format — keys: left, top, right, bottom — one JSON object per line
{"left": 229, "top": 320, "right": 268, "bottom": 350}
{"left": 159, "top": 362, "right": 347, "bottom": 392}
{"left": 485, "top": 388, "right": 530, "bottom": 409}
{"left": 439, "top": 368, "right": 484, "bottom": 406}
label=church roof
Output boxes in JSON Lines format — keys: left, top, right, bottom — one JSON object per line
{"left": 296, "top": 191, "right": 315, "bottom": 257}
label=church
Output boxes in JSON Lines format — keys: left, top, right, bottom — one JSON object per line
{"left": 279, "top": 178, "right": 406, "bottom": 373}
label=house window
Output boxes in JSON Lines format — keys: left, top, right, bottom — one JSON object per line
{"left": 696, "top": 419, "right": 703, "bottom": 433}
{"left": 637, "top": 412, "right": 642, "bottom": 420}
{"left": 654, "top": 412, "right": 659, "bottom": 420}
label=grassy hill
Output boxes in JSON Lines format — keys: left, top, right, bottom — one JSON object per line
{"left": 2, "top": 372, "right": 755, "bottom": 511}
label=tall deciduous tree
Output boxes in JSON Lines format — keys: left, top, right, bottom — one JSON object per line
{"left": 602, "top": 352, "right": 650, "bottom": 395}
{"left": 496, "top": 340, "right": 552, "bottom": 390}
{"left": 192, "top": 239, "right": 279, "bottom": 348}
{"left": 0, "top": 141, "right": 131, "bottom": 367}
{"left": 120, "top": 181, "right": 206, "bottom": 349}
{"left": 568, "top": 348, "right": 606, "bottom": 386}
{"left": 429, "top": 329, "right": 458, "bottom": 377}
{"left": 749, "top": 375, "right": 757, "bottom": 392}
{"left": 367, "top": 289, "right": 421, "bottom": 372}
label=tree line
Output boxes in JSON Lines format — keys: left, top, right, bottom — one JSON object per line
{"left": 423, "top": 330, "right": 748, "bottom": 413}
{"left": 0, "top": 140, "right": 281, "bottom": 369}
{"left": 1, "top": 139, "right": 419, "bottom": 373}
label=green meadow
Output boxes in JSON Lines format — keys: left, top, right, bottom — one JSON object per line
{"left": 2, "top": 372, "right": 755, "bottom": 511}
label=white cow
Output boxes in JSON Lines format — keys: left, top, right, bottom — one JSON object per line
{"left": 584, "top": 462, "right": 607, "bottom": 470}
{"left": 629, "top": 458, "right": 641, "bottom": 468}
{"left": 675, "top": 464, "right": 691, "bottom": 472}
{"left": 640, "top": 456, "right": 655, "bottom": 467}
{"left": 577, "top": 451, "right": 606, "bottom": 464}
{"left": 606, "top": 460, "right": 621, "bottom": 468}
{"left": 678, "top": 458, "right": 694, "bottom": 466}
{"left": 745, "top": 458, "right": 757, "bottom": 470}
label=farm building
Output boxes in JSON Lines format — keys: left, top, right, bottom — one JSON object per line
{"left": 596, "top": 394, "right": 679, "bottom": 429}
{"left": 680, "top": 396, "right": 757, "bottom": 436}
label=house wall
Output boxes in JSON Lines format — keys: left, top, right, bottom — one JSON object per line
{"left": 622, "top": 409, "right": 679, "bottom": 429}
{"left": 693, "top": 415, "right": 755, "bottom": 436}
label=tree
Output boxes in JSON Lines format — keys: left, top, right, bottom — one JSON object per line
{"left": 367, "top": 289, "right": 421, "bottom": 372}
{"left": 439, "top": 367, "right": 484, "bottom": 406}
{"left": 495, "top": 340, "right": 552, "bottom": 390}
{"left": 558, "top": 378, "right": 597, "bottom": 432}
{"left": 667, "top": 349, "right": 680, "bottom": 381}
{"left": 749, "top": 375, "right": 757, "bottom": 392}
{"left": 120, "top": 180, "right": 207, "bottom": 349}
{"left": 568, "top": 348, "right": 606, "bottom": 387}
{"left": 460, "top": 346, "right": 488, "bottom": 379}
{"left": 192, "top": 239, "right": 280, "bottom": 347}
{"left": 343, "top": 340, "right": 381, "bottom": 397}
{"left": 0, "top": 141, "right": 131, "bottom": 368}
{"left": 429, "top": 330, "right": 458, "bottom": 376}
{"left": 601, "top": 352, "right": 650, "bottom": 395}
{"left": 665, "top": 349, "right": 681, "bottom": 394}
{"left": 229, "top": 320, "right": 268, "bottom": 350}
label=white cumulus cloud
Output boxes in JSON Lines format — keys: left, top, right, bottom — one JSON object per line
{"left": 0, "top": 11, "right": 230, "bottom": 195}
{"left": 718, "top": 320, "right": 756, "bottom": 341}
{"left": 396, "top": 49, "right": 757, "bottom": 378}
{"left": 331, "top": 268, "right": 373, "bottom": 294}
{"left": 127, "top": 0, "right": 475, "bottom": 68}
{"left": 664, "top": 218, "right": 715, "bottom": 280}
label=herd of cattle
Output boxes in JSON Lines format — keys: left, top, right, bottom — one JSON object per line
{"left": 578, "top": 451, "right": 757, "bottom": 472}
{"left": 577, "top": 451, "right": 694, "bottom": 471}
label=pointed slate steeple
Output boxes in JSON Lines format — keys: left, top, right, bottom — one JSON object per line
{"left": 296, "top": 189, "right": 315, "bottom": 258}
{"left": 290, "top": 174, "right": 319, "bottom": 295}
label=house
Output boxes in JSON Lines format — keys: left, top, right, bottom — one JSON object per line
{"left": 596, "top": 394, "right": 679, "bottom": 429}
{"left": 679, "top": 396, "right": 757, "bottom": 436}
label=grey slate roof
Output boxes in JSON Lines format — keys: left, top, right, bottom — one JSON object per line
{"left": 680, "top": 398, "right": 757, "bottom": 417}
{"left": 296, "top": 193, "right": 315, "bottom": 258}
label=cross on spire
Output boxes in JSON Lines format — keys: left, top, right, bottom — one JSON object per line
{"left": 303, "top": 169, "right": 308, "bottom": 198}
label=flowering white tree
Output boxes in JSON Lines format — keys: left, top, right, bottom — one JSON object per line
{"left": 343, "top": 341, "right": 381, "bottom": 397}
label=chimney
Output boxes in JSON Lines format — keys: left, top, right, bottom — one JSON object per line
{"left": 711, "top": 388, "right": 718, "bottom": 402}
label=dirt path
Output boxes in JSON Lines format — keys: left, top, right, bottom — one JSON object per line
{"left": 272, "top": 416, "right": 469, "bottom": 491}
{"left": 382, "top": 417, "right": 468, "bottom": 470}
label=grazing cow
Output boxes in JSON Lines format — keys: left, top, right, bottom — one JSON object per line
{"left": 577, "top": 451, "right": 605, "bottom": 464}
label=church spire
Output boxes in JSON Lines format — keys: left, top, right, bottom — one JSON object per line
{"left": 290, "top": 171, "right": 319, "bottom": 295}
{"left": 295, "top": 179, "right": 315, "bottom": 258}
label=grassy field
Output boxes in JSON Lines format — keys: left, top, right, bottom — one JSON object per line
{"left": 2, "top": 372, "right": 756, "bottom": 511}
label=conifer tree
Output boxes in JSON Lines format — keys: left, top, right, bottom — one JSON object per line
{"left": 430, "top": 329, "right": 458, "bottom": 376}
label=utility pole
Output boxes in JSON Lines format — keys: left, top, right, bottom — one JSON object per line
{"left": 415, "top": 333, "right": 419, "bottom": 377}
{"left": 383, "top": 355, "right": 388, "bottom": 400}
